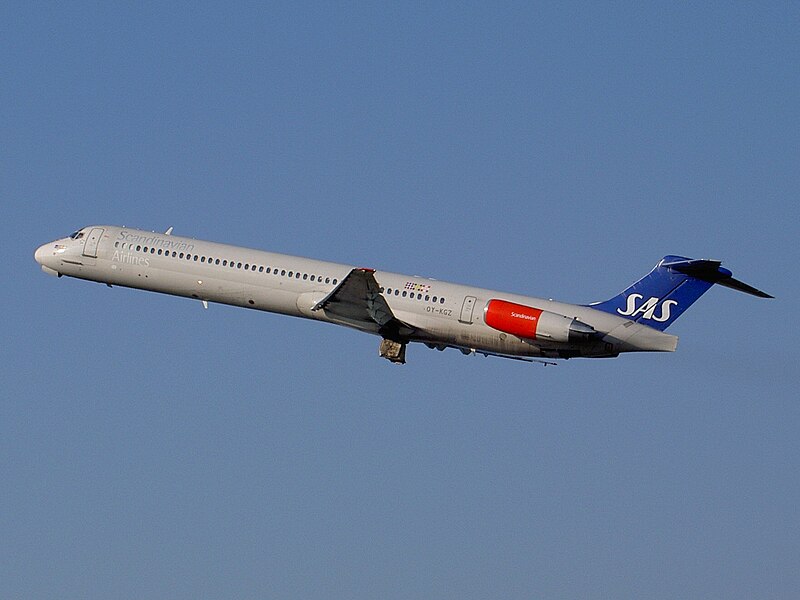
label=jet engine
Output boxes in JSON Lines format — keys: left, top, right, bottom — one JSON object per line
{"left": 484, "top": 299, "right": 598, "bottom": 343}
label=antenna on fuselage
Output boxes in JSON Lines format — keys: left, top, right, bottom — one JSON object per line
{"left": 165, "top": 226, "right": 173, "bottom": 235}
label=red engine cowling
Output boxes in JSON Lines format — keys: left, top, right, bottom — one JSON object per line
{"left": 484, "top": 299, "right": 597, "bottom": 343}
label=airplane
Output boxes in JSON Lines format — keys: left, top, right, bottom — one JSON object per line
{"left": 34, "top": 225, "right": 772, "bottom": 365}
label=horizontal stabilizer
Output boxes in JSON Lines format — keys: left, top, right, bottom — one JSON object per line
{"left": 664, "top": 258, "right": 773, "bottom": 298}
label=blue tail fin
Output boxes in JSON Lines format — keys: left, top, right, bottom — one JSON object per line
{"left": 589, "top": 256, "right": 772, "bottom": 331}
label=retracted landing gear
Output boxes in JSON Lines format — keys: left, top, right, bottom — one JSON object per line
{"left": 379, "top": 338, "right": 407, "bottom": 364}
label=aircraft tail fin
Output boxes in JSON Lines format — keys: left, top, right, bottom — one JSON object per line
{"left": 588, "top": 256, "right": 772, "bottom": 331}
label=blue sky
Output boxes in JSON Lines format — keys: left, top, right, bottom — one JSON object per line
{"left": 2, "top": 3, "right": 798, "bottom": 598}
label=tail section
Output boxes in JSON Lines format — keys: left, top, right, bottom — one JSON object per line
{"left": 589, "top": 256, "right": 772, "bottom": 331}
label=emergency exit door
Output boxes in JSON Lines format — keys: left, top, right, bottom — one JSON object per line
{"left": 459, "top": 296, "right": 477, "bottom": 324}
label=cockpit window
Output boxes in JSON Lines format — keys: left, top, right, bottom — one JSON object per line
{"left": 69, "top": 229, "right": 85, "bottom": 240}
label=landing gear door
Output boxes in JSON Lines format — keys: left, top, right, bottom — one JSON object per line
{"left": 459, "top": 296, "right": 477, "bottom": 324}
{"left": 82, "top": 228, "right": 105, "bottom": 258}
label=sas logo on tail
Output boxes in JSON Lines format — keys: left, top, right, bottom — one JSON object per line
{"left": 617, "top": 294, "right": 678, "bottom": 322}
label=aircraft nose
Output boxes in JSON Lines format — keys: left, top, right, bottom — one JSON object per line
{"left": 34, "top": 243, "right": 48, "bottom": 265}
{"left": 35, "top": 242, "right": 62, "bottom": 277}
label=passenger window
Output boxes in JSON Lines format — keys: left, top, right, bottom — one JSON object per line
{"left": 281, "top": 270, "right": 286, "bottom": 276}
{"left": 432, "top": 296, "right": 437, "bottom": 302}
{"left": 333, "top": 279, "right": 338, "bottom": 285}
{"left": 193, "top": 255, "right": 198, "bottom": 261}
{"left": 440, "top": 297, "right": 445, "bottom": 304}
{"left": 402, "top": 291, "right": 407, "bottom": 297}
{"left": 137, "top": 246, "right": 142, "bottom": 252}
{"left": 237, "top": 262, "right": 242, "bottom": 268}
{"left": 325, "top": 277, "right": 330, "bottom": 284}
{"left": 295, "top": 272, "right": 300, "bottom": 279}
{"left": 425, "top": 295, "right": 429, "bottom": 301}
{"left": 303, "top": 274, "right": 307, "bottom": 280}
{"left": 259, "top": 266, "right": 264, "bottom": 272}
{"left": 179, "top": 252, "right": 184, "bottom": 258}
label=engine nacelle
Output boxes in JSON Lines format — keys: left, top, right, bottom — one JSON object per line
{"left": 484, "top": 299, "right": 598, "bottom": 344}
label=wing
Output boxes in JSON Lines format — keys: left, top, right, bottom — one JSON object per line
{"left": 312, "top": 268, "right": 415, "bottom": 338}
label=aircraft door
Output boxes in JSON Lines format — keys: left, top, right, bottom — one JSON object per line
{"left": 82, "top": 227, "right": 105, "bottom": 258}
{"left": 459, "top": 296, "right": 477, "bottom": 324}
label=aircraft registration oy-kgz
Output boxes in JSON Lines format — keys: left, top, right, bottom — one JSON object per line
{"left": 35, "top": 226, "right": 772, "bottom": 365}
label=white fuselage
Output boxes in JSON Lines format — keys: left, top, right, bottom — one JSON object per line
{"left": 35, "top": 226, "right": 678, "bottom": 362}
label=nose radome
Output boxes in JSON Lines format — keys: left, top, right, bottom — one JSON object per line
{"left": 35, "top": 243, "right": 62, "bottom": 277}
{"left": 34, "top": 244, "right": 47, "bottom": 265}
